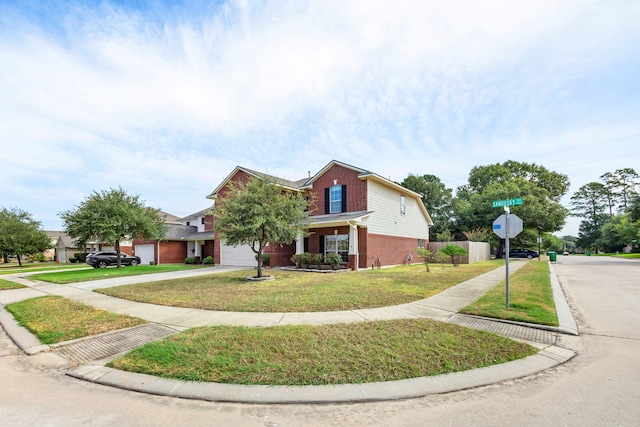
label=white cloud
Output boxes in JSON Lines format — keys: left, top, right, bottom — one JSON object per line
{"left": 1, "top": 0, "right": 639, "bottom": 236}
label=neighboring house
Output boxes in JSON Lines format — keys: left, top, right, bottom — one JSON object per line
{"left": 208, "top": 160, "right": 433, "bottom": 270}
{"left": 132, "top": 208, "right": 215, "bottom": 265}
{"left": 44, "top": 232, "right": 133, "bottom": 262}
{"left": 44, "top": 231, "right": 73, "bottom": 262}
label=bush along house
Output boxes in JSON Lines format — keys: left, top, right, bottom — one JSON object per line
{"left": 208, "top": 160, "right": 433, "bottom": 270}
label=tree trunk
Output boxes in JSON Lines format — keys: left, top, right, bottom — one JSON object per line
{"left": 115, "top": 241, "right": 121, "bottom": 268}
{"left": 17, "top": 255, "right": 22, "bottom": 267}
{"left": 256, "top": 247, "right": 263, "bottom": 278}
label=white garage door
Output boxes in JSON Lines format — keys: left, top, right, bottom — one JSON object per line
{"left": 134, "top": 244, "right": 155, "bottom": 265}
{"left": 220, "top": 242, "right": 255, "bottom": 266}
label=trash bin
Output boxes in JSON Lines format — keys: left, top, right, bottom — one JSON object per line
{"left": 586, "top": 251, "right": 591, "bottom": 256}
{"left": 549, "top": 252, "right": 557, "bottom": 262}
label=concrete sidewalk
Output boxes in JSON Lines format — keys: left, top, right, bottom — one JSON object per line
{"left": 0, "top": 261, "right": 577, "bottom": 403}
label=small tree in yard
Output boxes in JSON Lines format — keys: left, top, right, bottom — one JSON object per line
{"left": 60, "top": 188, "right": 167, "bottom": 268}
{"left": 213, "top": 177, "right": 310, "bottom": 279}
{"left": 439, "top": 244, "right": 468, "bottom": 267}
{"left": 0, "top": 207, "right": 51, "bottom": 266}
{"left": 416, "top": 248, "right": 432, "bottom": 272}
{"left": 433, "top": 251, "right": 449, "bottom": 269}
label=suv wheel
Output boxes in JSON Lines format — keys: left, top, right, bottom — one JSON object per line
{"left": 98, "top": 261, "right": 108, "bottom": 268}
{"left": 130, "top": 260, "right": 138, "bottom": 266}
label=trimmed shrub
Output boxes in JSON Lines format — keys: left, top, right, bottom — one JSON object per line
{"left": 74, "top": 252, "right": 88, "bottom": 263}
{"left": 300, "top": 252, "right": 313, "bottom": 268}
{"left": 311, "top": 253, "right": 323, "bottom": 268}
{"left": 69, "top": 257, "right": 77, "bottom": 263}
{"left": 325, "top": 253, "right": 342, "bottom": 270}
{"left": 184, "top": 257, "right": 196, "bottom": 265}
{"left": 290, "top": 254, "right": 302, "bottom": 268}
{"left": 202, "top": 256, "right": 215, "bottom": 265}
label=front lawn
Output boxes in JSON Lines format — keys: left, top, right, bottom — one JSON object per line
{"left": 108, "top": 319, "right": 536, "bottom": 385}
{"left": 97, "top": 261, "right": 504, "bottom": 312}
{"left": 0, "top": 278, "right": 26, "bottom": 290}
{"left": 460, "top": 261, "right": 557, "bottom": 326}
{"left": 29, "top": 264, "right": 215, "bottom": 284}
{"left": 0, "top": 263, "right": 88, "bottom": 275}
{"left": 5, "top": 296, "right": 146, "bottom": 344}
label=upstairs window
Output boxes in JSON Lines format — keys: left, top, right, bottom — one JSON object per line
{"left": 325, "top": 185, "right": 347, "bottom": 214}
{"left": 330, "top": 185, "right": 342, "bottom": 213}
{"left": 400, "top": 195, "right": 406, "bottom": 215}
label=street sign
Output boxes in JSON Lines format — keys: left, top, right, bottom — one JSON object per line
{"left": 492, "top": 198, "right": 523, "bottom": 208}
{"left": 492, "top": 214, "right": 523, "bottom": 239}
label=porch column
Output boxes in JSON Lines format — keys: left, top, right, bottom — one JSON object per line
{"left": 348, "top": 222, "right": 359, "bottom": 270}
{"left": 296, "top": 233, "right": 304, "bottom": 254}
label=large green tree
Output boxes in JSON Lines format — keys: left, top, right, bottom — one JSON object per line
{"left": 570, "top": 182, "right": 610, "bottom": 250}
{"left": 0, "top": 207, "right": 51, "bottom": 266}
{"left": 213, "top": 176, "right": 310, "bottom": 278}
{"left": 601, "top": 214, "right": 639, "bottom": 252}
{"left": 60, "top": 188, "right": 167, "bottom": 268}
{"left": 399, "top": 174, "right": 453, "bottom": 239}
{"left": 601, "top": 168, "right": 639, "bottom": 211}
{"left": 453, "top": 161, "right": 570, "bottom": 248}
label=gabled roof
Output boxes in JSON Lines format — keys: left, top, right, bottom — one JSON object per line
{"left": 156, "top": 210, "right": 182, "bottom": 224}
{"left": 44, "top": 231, "right": 80, "bottom": 248}
{"left": 205, "top": 160, "right": 433, "bottom": 226}
{"left": 163, "top": 224, "right": 215, "bottom": 241}
{"left": 179, "top": 206, "right": 213, "bottom": 221}
{"left": 207, "top": 166, "right": 305, "bottom": 199}
{"left": 299, "top": 160, "right": 370, "bottom": 188}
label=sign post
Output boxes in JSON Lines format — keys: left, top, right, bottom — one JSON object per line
{"left": 492, "top": 199, "right": 524, "bottom": 308}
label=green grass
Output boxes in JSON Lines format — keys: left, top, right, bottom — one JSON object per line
{"left": 0, "top": 263, "right": 88, "bottom": 275}
{"left": 5, "top": 296, "right": 146, "bottom": 344}
{"left": 97, "top": 261, "right": 504, "bottom": 312}
{"left": 29, "top": 264, "right": 214, "bottom": 284}
{"left": 460, "top": 261, "right": 558, "bottom": 326}
{"left": 0, "top": 278, "right": 26, "bottom": 290}
{"left": 108, "top": 319, "right": 536, "bottom": 385}
{"left": 597, "top": 252, "right": 640, "bottom": 259}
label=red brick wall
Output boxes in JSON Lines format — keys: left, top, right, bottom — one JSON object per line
{"left": 309, "top": 164, "right": 367, "bottom": 215}
{"left": 159, "top": 241, "right": 187, "bottom": 264}
{"left": 366, "top": 233, "right": 423, "bottom": 267}
{"left": 204, "top": 214, "right": 214, "bottom": 232}
{"left": 264, "top": 242, "right": 296, "bottom": 266}
{"left": 358, "top": 226, "right": 368, "bottom": 269}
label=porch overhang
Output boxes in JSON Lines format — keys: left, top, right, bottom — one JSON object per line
{"left": 308, "top": 210, "right": 372, "bottom": 229}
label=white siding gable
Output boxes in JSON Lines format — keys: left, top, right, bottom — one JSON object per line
{"left": 366, "top": 180, "right": 430, "bottom": 238}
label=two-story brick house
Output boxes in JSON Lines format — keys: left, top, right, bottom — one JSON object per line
{"left": 209, "top": 160, "right": 433, "bottom": 270}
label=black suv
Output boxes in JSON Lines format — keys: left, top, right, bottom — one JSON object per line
{"left": 509, "top": 248, "right": 539, "bottom": 259}
{"left": 86, "top": 251, "right": 141, "bottom": 268}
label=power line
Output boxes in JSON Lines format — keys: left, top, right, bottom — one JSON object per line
{"left": 519, "top": 133, "right": 640, "bottom": 161}
{"left": 435, "top": 132, "right": 640, "bottom": 178}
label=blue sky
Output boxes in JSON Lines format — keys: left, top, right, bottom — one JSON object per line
{"left": 1, "top": 0, "right": 639, "bottom": 236}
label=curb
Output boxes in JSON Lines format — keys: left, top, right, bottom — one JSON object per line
{"left": 0, "top": 306, "right": 50, "bottom": 355}
{"left": 67, "top": 345, "right": 575, "bottom": 404}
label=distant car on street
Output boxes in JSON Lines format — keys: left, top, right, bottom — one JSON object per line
{"left": 509, "top": 248, "right": 540, "bottom": 259}
{"left": 563, "top": 251, "right": 570, "bottom": 256}
{"left": 86, "top": 251, "right": 140, "bottom": 268}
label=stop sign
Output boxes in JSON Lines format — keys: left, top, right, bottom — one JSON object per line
{"left": 493, "top": 214, "right": 523, "bottom": 239}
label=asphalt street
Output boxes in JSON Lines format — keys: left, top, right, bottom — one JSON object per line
{"left": 1, "top": 256, "right": 638, "bottom": 426}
